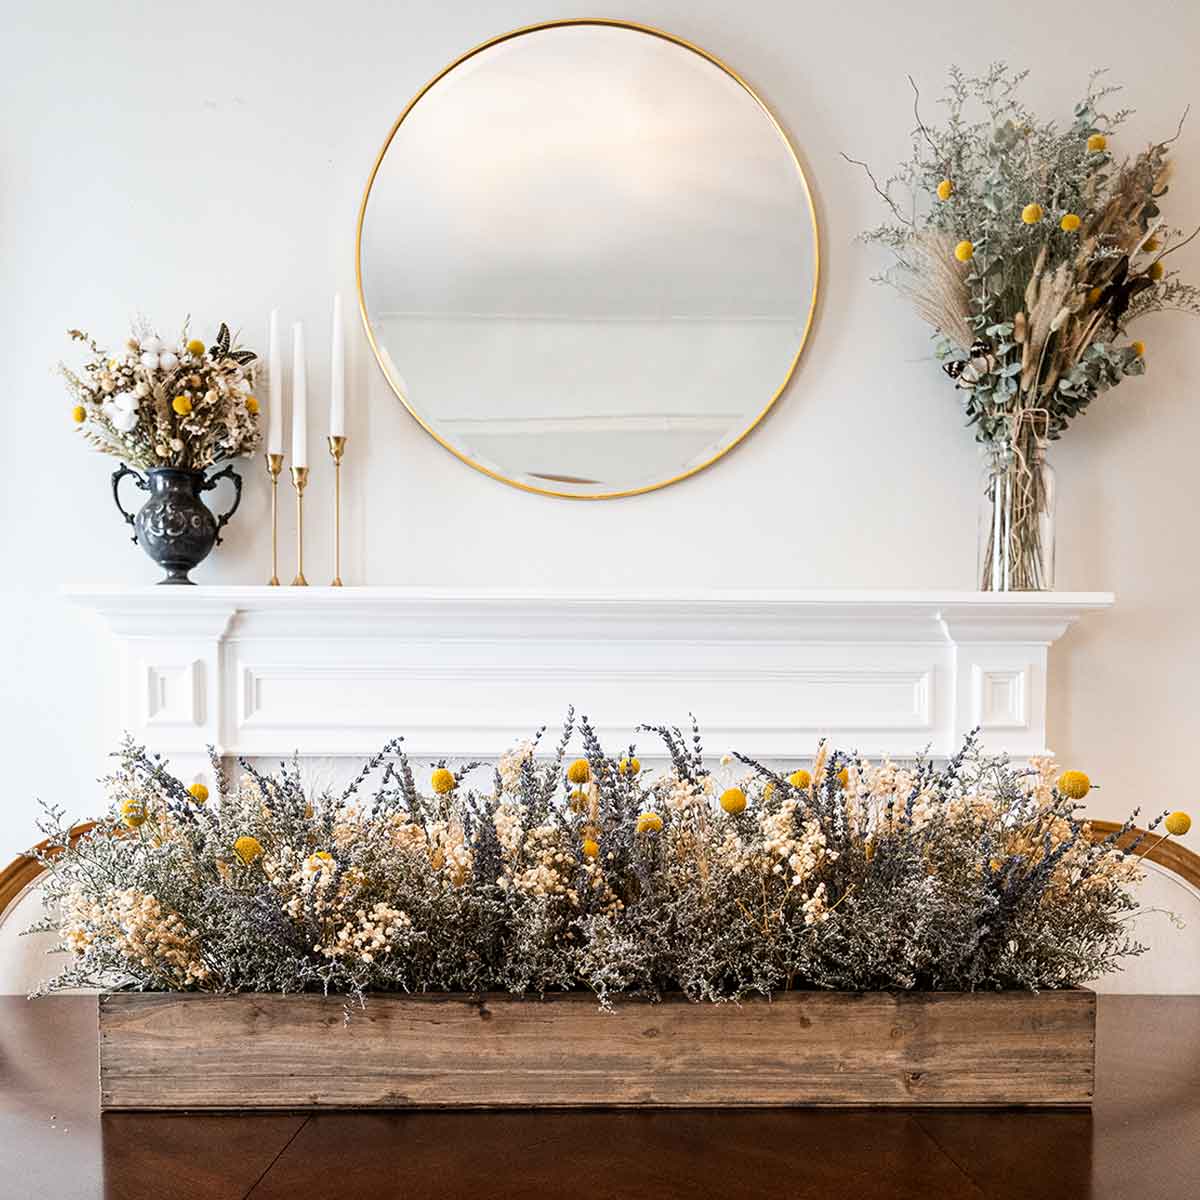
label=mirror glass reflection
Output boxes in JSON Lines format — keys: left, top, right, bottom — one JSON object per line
{"left": 359, "top": 22, "right": 818, "bottom": 496}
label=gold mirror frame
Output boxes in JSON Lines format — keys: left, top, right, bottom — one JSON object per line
{"left": 355, "top": 17, "right": 820, "bottom": 499}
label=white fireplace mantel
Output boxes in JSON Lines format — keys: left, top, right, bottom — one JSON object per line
{"left": 64, "top": 587, "right": 1113, "bottom": 771}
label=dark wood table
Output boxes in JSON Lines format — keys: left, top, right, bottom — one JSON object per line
{"left": 2, "top": 994, "right": 1197, "bottom": 1199}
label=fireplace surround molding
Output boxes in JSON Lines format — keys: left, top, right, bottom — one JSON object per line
{"left": 64, "top": 586, "right": 1113, "bottom": 777}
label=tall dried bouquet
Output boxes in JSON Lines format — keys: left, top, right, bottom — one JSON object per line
{"left": 61, "top": 319, "right": 260, "bottom": 472}
{"left": 852, "top": 66, "right": 1199, "bottom": 588}
{"left": 25, "top": 713, "right": 1190, "bottom": 1005}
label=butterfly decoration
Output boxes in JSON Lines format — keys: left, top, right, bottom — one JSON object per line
{"left": 210, "top": 322, "right": 257, "bottom": 367}
{"left": 943, "top": 339, "right": 996, "bottom": 391}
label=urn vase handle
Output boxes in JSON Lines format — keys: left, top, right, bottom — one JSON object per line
{"left": 201, "top": 464, "right": 244, "bottom": 546}
{"left": 111, "top": 464, "right": 149, "bottom": 544}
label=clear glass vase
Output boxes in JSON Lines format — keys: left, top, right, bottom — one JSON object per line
{"left": 978, "top": 440, "right": 1056, "bottom": 591}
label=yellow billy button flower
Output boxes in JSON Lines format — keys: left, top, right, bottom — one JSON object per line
{"left": 1057, "top": 770, "right": 1091, "bottom": 800}
{"left": 71, "top": 405, "right": 87, "bottom": 423}
{"left": 618, "top": 757, "right": 640, "bottom": 776}
{"left": 581, "top": 837, "right": 600, "bottom": 859}
{"left": 936, "top": 179, "right": 954, "bottom": 201}
{"left": 636, "top": 812, "right": 664, "bottom": 834}
{"left": 187, "top": 782, "right": 209, "bottom": 804}
{"left": 1087, "top": 133, "right": 1108, "bottom": 152}
{"left": 172, "top": 394, "right": 193, "bottom": 416}
{"left": 835, "top": 767, "right": 850, "bottom": 790}
{"left": 307, "top": 850, "right": 334, "bottom": 869}
{"left": 719, "top": 787, "right": 747, "bottom": 815}
{"left": 234, "top": 835, "right": 264, "bottom": 865}
{"left": 1021, "top": 203, "right": 1044, "bottom": 225}
{"left": 186, "top": 339, "right": 206, "bottom": 357}
{"left": 430, "top": 768, "right": 456, "bottom": 795}
{"left": 1165, "top": 811, "right": 1192, "bottom": 837}
{"left": 1060, "top": 213, "right": 1082, "bottom": 232}
{"left": 954, "top": 240, "right": 974, "bottom": 263}
{"left": 245, "top": 395, "right": 260, "bottom": 414}
{"left": 1149, "top": 261, "right": 1165, "bottom": 281}
{"left": 119, "top": 798, "right": 146, "bottom": 828}
{"left": 568, "top": 788, "right": 588, "bottom": 814}
{"left": 1087, "top": 286, "right": 1104, "bottom": 305}
{"left": 788, "top": 769, "right": 812, "bottom": 789}
{"left": 567, "top": 758, "right": 591, "bottom": 784}
{"left": 1131, "top": 341, "right": 1146, "bottom": 357}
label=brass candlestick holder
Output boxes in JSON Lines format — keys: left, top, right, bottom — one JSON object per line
{"left": 328, "top": 435, "right": 346, "bottom": 586}
{"left": 290, "top": 466, "right": 309, "bottom": 586}
{"left": 265, "top": 452, "right": 284, "bottom": 585}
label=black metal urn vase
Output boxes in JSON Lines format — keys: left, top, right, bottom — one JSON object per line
{"left": 111, "top": 465, "right": 243, "bottom": 585}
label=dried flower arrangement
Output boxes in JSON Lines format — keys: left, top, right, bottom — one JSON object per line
{"left": 851, "top": 66, "right": 1199, "bottom": 588}
{"left": 28, "top": 713, "right": 1190, "bottom": 1006}
{"left": 61, "top": 320, "right": 260, "bottom": 471}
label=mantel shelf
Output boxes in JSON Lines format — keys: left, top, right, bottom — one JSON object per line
{"left": 64, "top": 586, "right": 1114, "bottom": 767}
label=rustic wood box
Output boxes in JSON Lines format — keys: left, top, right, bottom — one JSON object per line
{"left": 98, "top": 988, "right": 1096, "bottom": 1111}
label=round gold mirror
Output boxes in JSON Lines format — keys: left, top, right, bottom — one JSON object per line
{"left": 357, "top": 19, "right": 819, "bottom": 498}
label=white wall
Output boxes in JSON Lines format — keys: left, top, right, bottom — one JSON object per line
{"left": 2, "top": 0, "right": 1198, "bottom": 919}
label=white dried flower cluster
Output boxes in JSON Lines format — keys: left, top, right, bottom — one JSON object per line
{"left": 801, "top": 882, "right": 830, "bottom": 927}
{"left": 60, "top": 886, "right": 209, "bottom": 986}
{"left": 301, "top": 852, "right": 337, "bottom": 881}
{"left": 389, "top": 816, "right": 428, "bottom": 851}
{"left": 761, "top": 802, "right": 836, "bottom": 887}
{"left": 499, "top": 824, "right": 578, "bottom": 904}
{"left": 497, "top": 741, "right": 535, "bottom": 794}
{"left": 493, "top": 798, "right": 524, "bottom": 855}
{"left": 265, "top": 849, "right": 339, "bottom": 922}
{"left": 659, "top": 771, "right": 714, "bottom": 811}
{"left": 322, "top": 903, "right": 411, "bottom": 964}
{"left": 427, "top": 820, "right": 472, "bottom": 885}
{"left": 25, "top": 721, "right": 1164, "bottom": 1005}
{"left": 333, "top": 808, "right": 363, "bottom": 849}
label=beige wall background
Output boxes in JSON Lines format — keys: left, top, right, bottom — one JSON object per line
{"left": 2, "top": 0, "right": 1197, "bottom": 948}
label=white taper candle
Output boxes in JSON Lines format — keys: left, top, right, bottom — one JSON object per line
{"left": 291, "top": 322, "right": 307, "bottom": 468}
{"left": 330, "top": 293, "right": 345, "bottom": 438}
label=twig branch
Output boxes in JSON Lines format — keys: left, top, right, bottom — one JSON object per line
{"left": 1160, "top": 222, "right": 1200, "bottom": 261}
{"left": 1160, "top": 104, "right": 1191, "bottom": 148}
{"left": 908, "top": 75, "right": 941, "bottom": 163}
{"left": 841, "top": 152, "right": 912, "bottom": 226}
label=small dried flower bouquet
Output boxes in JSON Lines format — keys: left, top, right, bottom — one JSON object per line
{"left": 62, "top": 320, "right": 259, "bottom": 471}
{"left": 60, "top": 319, "right": 260, "bottom": 583}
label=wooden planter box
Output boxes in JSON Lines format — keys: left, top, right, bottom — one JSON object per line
{"left": 98, "top": 989, "right": 1096, "bottom": 1111}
